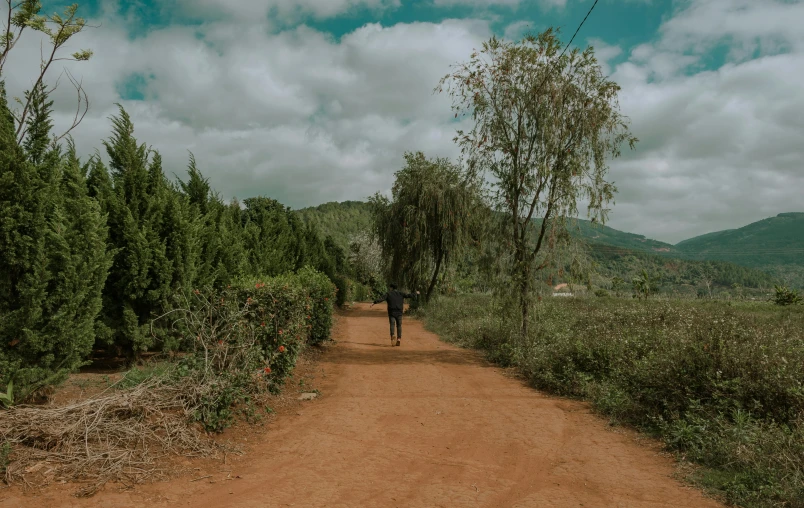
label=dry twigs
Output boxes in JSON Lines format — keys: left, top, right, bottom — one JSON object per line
{"left": 0, "top": 284, "right": 306, "bottom": 497}
{"left": 0, "top": 373, "right": 223, "bottom": 497}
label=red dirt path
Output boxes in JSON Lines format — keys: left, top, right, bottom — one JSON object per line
{"left": 1, "top": 303, "right": 723, "bottom": 507}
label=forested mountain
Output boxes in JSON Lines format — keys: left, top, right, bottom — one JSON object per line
{"left": 674, "top": 212, "right": 804, "bottom": 287}
{"left": 296, "top": 201, "right": 373, "bottom": 250}
{"left": 676, "top": 212, "right": 804, "bottom": 264}
{"left": 296, "top": 200, "right": 679, "bottom": 254}
{"left": 296, "top": 200, "right": 793, "bottom": 290}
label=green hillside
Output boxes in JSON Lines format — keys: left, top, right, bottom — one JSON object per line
{"left": 565, "top": 219, "right": 678, "bottom": 254}
{"left": 676, "top": 212, "right": 804, "bottom": 266}
{"left": 295, "top": 201, "right": 373, "bottom": 250}
{"left": 295, "top": 200, "right": 785, "bottom": 291}
{"left": 586, "top": 243, "right": 778, "bottom": 293}
{"left": 675, "top": 212, "right": 804, "bottom": 287}
{"left": 297, "top": 200, "right": 679, "bottom": 254}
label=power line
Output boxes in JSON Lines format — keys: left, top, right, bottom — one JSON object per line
{"left": 558, "top": 0, "right": 600, "bottom": 63}
{"left": 533, "top": 0, "right": 601, "bottom": 95}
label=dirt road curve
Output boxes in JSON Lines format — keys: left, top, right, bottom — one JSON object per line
{"left": 2, "top": 304, "right": 723, "bottom": 507}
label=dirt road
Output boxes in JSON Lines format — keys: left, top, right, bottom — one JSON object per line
{"left": 2, "top": 304, "right": 723, "bottom": 507}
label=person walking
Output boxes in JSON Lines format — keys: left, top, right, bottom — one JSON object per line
{"left": 371, "top": 283, "right": 419, "bottom": 346}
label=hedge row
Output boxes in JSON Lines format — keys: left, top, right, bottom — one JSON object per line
{"left": 330, "top": 274, "right": 374, "bottom": 306}
{"left": 156, "top": 268, "right": 335, "bottom": 431}
{"left": 230, "top": 269, "right": 336, "bottom": 387}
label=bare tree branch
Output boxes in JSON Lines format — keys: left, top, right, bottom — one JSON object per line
{"left": 53, "top": 67, "right": 90, "bottom": 143}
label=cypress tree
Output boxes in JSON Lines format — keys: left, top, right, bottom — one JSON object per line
{"left": 243, "top": 197, "right": 301, "bottom": 276}
{"left": 97, "top": 106, "right": 202, "bottom": 359}
{"left": 0, "top": 83, "right": 110, "bottom": 399}
{"left": 99, "top": 106, "right": 168, "bottom": 357}
{"left": 217, "top": 198, "right": 248, "bottom": 284}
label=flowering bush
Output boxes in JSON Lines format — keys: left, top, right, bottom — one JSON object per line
{"left": 296, "top": 267, "right": 336, "bottom": 345}
{"left": 155, "top": 270, "right": 336, "bottom": 431}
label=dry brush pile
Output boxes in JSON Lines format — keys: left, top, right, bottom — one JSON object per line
{"left": 0, "top": 270, "right": 336, "bottom": 497}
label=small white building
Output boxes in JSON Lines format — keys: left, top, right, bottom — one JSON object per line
{"left": 552, "top": 283, "right": 573, "bottom": 297}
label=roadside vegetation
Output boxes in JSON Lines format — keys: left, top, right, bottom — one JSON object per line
{"left": 2, "top": 1, "right": 801, "bottom": 505}
{"left": 361, "top": 25, "right": 804, "bottom": 508}
{"left": 418, "top": 295, "right": 803, "bottom": 507}
{"left": 0, "top": 1, "right": 349, "bottom": 496}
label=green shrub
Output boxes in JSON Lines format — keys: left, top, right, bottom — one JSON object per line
{"left": 771, "top": 285, "right": 801, "bottom": 306}
{"left": 231, "top": 275, "right": 309, "bottom": 387}
{"left": 150, "top": 270, "right": 335, "bottom": 432}
{"left": 351, "top": 282, "right": 372, "bottom": 302}
{"left": 296, "top": 266, "right": 336, "bottom": 344}
{"left": 420, "top": 295, "right": 804, "bottom": 508}
{"left": 331, "top": 274, "right": 352, "bottom": 307}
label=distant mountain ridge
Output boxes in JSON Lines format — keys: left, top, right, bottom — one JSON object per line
{"left": 676, "top": 212, "right": 804, "bottom": 264}
{"left": 296, "top": 200, "right": 680, "bottom": 254}
{"left": 674, "top": 212, "right": 804, "bottom": 287}
{"left": 295, "top": 202, "right": 803, "bottom": 287}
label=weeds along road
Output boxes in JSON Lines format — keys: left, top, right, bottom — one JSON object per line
{"left": 4, "top": 303, "right": 723, "bottom": 508}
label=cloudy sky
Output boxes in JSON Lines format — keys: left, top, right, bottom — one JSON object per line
{"left": 4, "top": 0, "right": 803, "bottom": 243}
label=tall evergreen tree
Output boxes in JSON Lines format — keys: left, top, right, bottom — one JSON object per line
{"left": 0, "top": 83, "right": 110, "bottom": 399}
{"left": 242, "top": 197, "right": 302, "bottom": 277}
{"left": 97, "top": 106, "right": 197, "bottom": 358}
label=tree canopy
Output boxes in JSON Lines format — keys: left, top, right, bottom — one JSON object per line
{"left": 369, "top": 152, "right": 485, "bottom": 300}
{"left": 436, "top": 29, "right": 637, "bottom": 334}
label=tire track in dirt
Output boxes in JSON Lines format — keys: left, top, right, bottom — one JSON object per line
{"left": 1, "top": 303, "right": 723, "bottom": 507}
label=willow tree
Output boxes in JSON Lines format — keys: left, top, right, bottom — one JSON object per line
{"left": 369, "top": 151, "right": 483, "bottom": 301}
{"left": 436, "top": 28, "right": 637, "bottom": 336}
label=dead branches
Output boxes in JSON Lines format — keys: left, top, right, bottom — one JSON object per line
{"left": 0, "top": 374, "right": 221, "bottom": 497}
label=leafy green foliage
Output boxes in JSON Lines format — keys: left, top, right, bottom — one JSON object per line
{"left": 588, "top": 245, "right": 778, "bottom": 292}
{"left": 0, "top": 379, "right": 13, "bottom": 407}
{"left": 90, "top": 106, "right": 198, "bottom": 358}
{"left": 631, "top": 269, "right": 659, "bottom": 299}
{"left": 369, "top": 152, "right": 484, "bottom": 300}
{"left": 0, "top": 84, "right": 111, "bottom": 401}
{"left": 295, "top": 267, "right": 337, "bottom": 344}
{"left": 436, "top": 29, "right": 637, "bottom": 336}
{"left": 346, "top": 230, "right": 385, "bottom": 290}
{"left": 296, "top": 201, "right": 372, "bottom": 252}
{"left": 421, "top": 295, "right": 804, "bottom": 507}
{"left": 152, "top": 271, "right": 335, "bottom": 432}
{"left": 771, "top": 285, "right": 801, "bottom": 306}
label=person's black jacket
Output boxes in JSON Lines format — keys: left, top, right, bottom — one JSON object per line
{"left": 373, "top": 289, "right": 417, "bottom": 315}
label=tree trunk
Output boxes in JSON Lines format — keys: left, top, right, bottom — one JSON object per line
{"left": 425, "top": 249, "right": 444, "bottom": 302}
{"left": 518, "top": 245, "right": 530, "bottom": 339}
{"left": 520, "top": 272, "right": 529, "bottom": 339}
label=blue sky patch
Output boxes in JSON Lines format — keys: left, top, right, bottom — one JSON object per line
{"left": 115, "top": 72, "right": 153, "bottom": 100}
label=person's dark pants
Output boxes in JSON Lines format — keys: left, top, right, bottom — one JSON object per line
{"left": 389, "top": 313, "right": 402, "bottom": 338}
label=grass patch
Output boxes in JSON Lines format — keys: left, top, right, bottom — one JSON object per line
{"left": 419, "top": 295, "right": 804, "bottom": 507}
{"left": 116, "top": 361, "right": 173, "bottom": 390}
